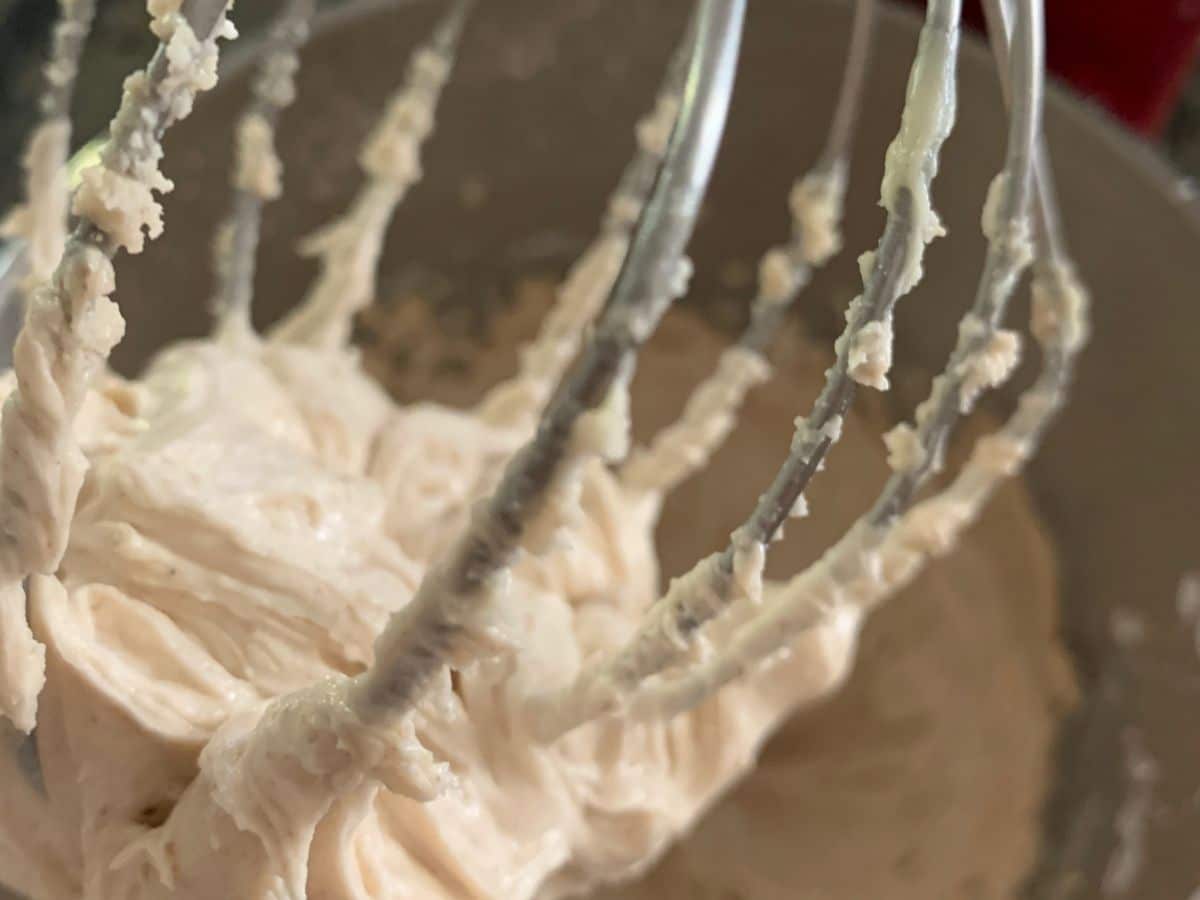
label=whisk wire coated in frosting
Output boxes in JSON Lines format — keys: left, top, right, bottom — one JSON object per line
{"left": 356, "top": 0, "right": 748, "bottom": 718}
{"left": 0, "top": 0, "right": 236, "bottom": 734}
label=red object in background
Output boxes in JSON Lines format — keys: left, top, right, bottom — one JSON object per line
{"left": 918, "top": 0, "right": 1200, "bottom": 135}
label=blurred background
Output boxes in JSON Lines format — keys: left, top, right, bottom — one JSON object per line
{"left": 2, "top": 0, "right": 1200, "bottom": 208}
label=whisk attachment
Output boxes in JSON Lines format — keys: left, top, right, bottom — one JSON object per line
{"left": 0, "top": 0, "right": 1090, "bottom": 895}
{"left": 529, "top": 0, "right": 964, "bottom": 740}
{"left": 620, "top": 0, "right": 876, "bottom": 499}
{"left": 270, "top": 0, "right": 474, "bottom": 348}
{"left": 632, "top": 0, "right": 1057, "bottom": 721}
{"left": 355, "top": 0, "right": 747, "bottom": 719}
{"left": 211, "top": 0, "right": 317, "bottom": 342}
{"left": 477, "top": 13, "right": 699, "bottom": 427}
{"left": 981, "top": 0, "right": 1064, "bottom": 262}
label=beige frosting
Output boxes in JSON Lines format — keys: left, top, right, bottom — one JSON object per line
{"left": 788, "top": 166, "right": 847, "bottom": 267}
{"left": 0, "top": 305, "right": 846, "bottom": 899}
{"left": 0, "top": 288, "right": 1072, "bottom": 899}
{"left": 0, "top": 120, "right": 71, "bottom": 282}
{"left": 621, "top": 345, "right": 770, "bottom": 494}
{"left": 0, "top": 0, "right": 1076, "bottom": 894}
{"left": 271, "top": 41, "right": 456, "bottom": 349}
{"left": 0, "top": 583, "right": 42, "bottom": 734}
{"left": 848, "top": 318, "right": 893, "bottom": 390}
{"left": 878, "top": 4, "right": 956, "bottom": 297}
{"left": 0, "top": 0, "right": 238, "bottom": 741}
{"left": 233, "top": 113, "right": 284, "bottom": 200}
{"left": 478, "top": 234, "right": 629, "bottom": 428}
{"left": 369, "top": 294, "right": 1075, "bottom": 899}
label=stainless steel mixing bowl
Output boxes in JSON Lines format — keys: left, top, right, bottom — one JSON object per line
{"left": 2, "top": 1, "right": 1198, "bottom": 896}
